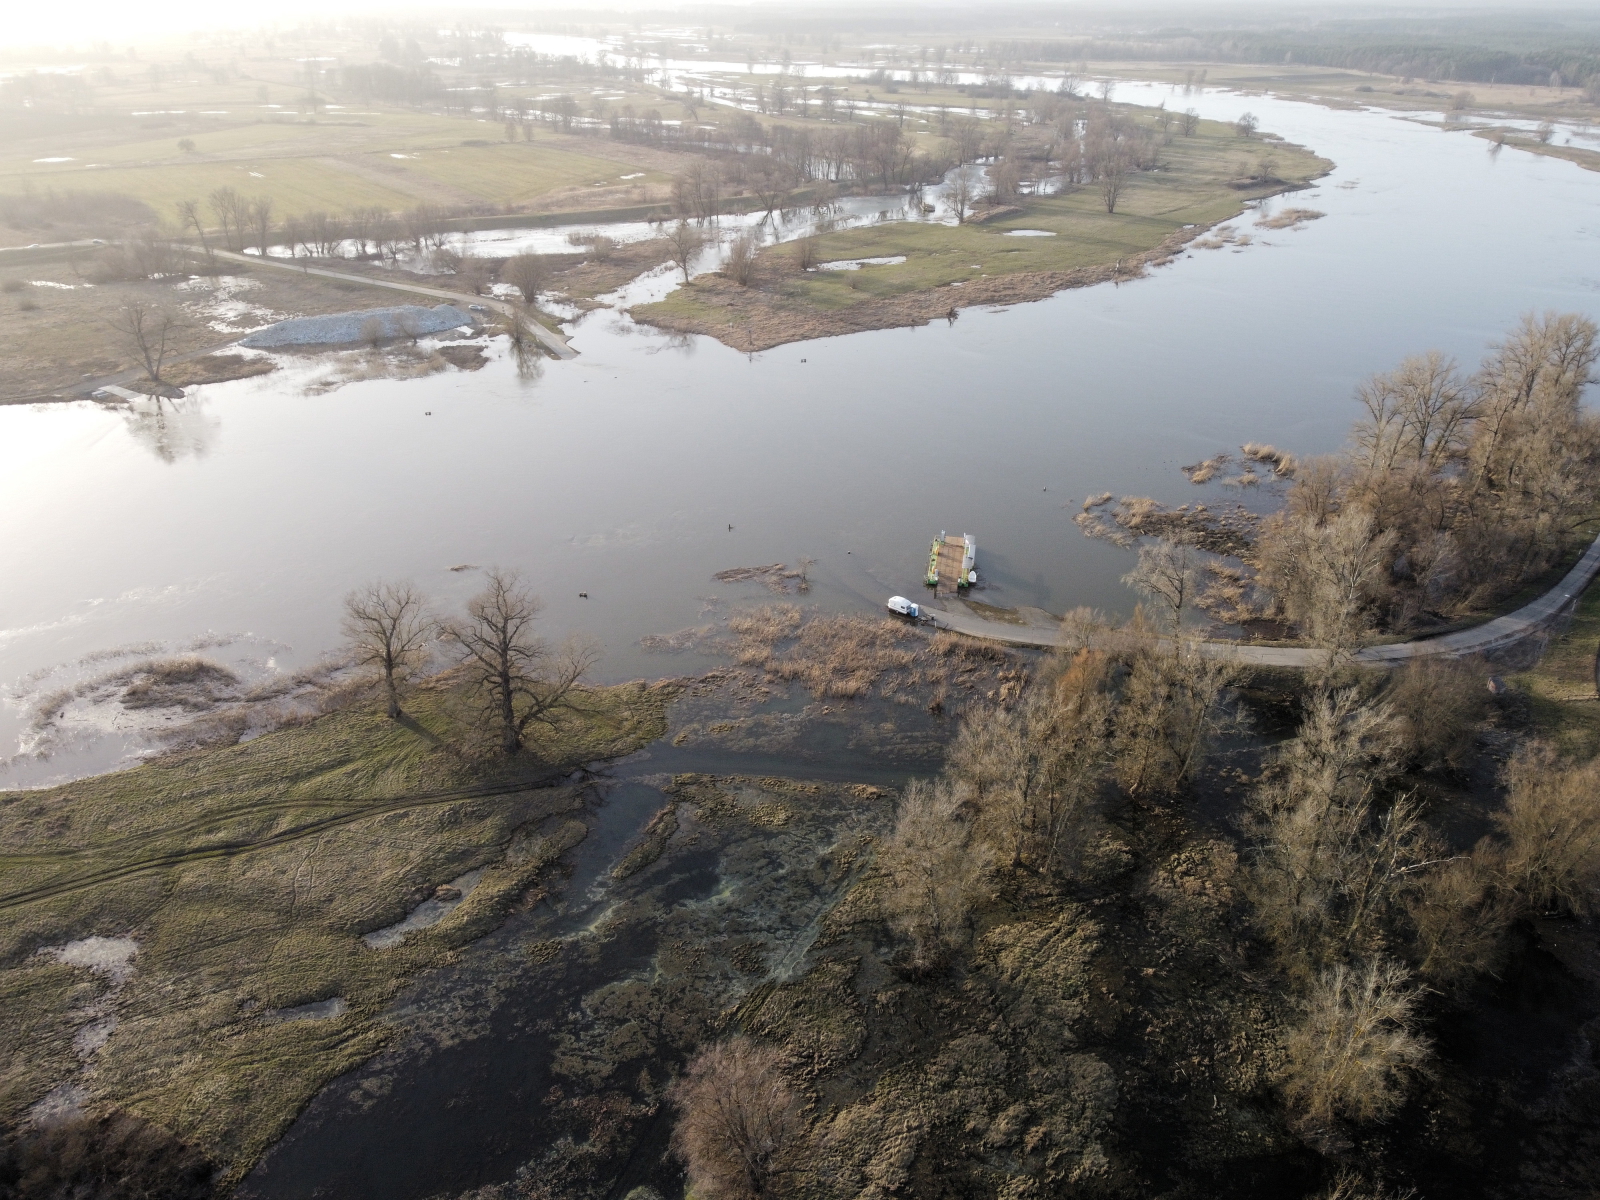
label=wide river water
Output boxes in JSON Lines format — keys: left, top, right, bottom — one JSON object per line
{"left": 3, "top": 80, "right": 1599, "bottom": 785}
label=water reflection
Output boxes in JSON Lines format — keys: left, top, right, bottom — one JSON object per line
{"left": 3, "top": 80, "right": 1600, "bottom": 779}
{"left": 122, "top": 395, "right": 218, "bottom": 463}
{"left": 502, "top": 318, "right": 547, "bottom": 385}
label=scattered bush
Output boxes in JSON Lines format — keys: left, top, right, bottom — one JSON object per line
{"left": 1493, "top": 743, "right": 1600, "bottom": 915}
{"left": 669, "top": 1037, "right": 800, "bottom": 1200}
{"left": 1382, "top": 657, "right": 1487, "bottom": 772}
{"left": 1280, "top": 958, "right": 1431, "bottom": 1125}
{"left": 724, "top": 232, "right": 757, "bottom": 286}
{"left": 0, "top": 189, "right": 156, "bottom": 235}
{"left": 878, "top": 777, "right": 986, "bottom": 971}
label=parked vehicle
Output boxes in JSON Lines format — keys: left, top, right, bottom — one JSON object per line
{"left": 886, "top": 595, "right": 925, "bottom": 619}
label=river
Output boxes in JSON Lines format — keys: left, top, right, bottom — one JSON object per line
{"left": 2, "top": 81, "right": 1598, "bottom": 790}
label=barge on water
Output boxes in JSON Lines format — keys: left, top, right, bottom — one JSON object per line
{"left": 926, "top": 531, "right": 978, "bottom": 598}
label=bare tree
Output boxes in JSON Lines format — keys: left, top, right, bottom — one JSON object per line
{"left": 666, "top": 221, "right": 705, "bottom": 283}
{"left": 750, "top": 162, "right": 790, "bottom": 220}
{"left": 1122, "top": 538, "right": 1197, "bottom": 634}
{"left": 1245, "top": 690, "right": 1425, "bottom": 976}
{"left": 455, "top": 253, "right": 493, "bottom": 296}
{"left": 1111, "top": 635, "right": 1235, "bottom": 798}
{"left": 793, "top": 233, "right": 819, "bottom": 271}
{"left": 1492, "top": 743, "right": 1600, "bottom": 916}
{"left": 1098, "top": 154, "right": 1128, "bottom": 214}
{"left": 724, "top": 232, "right": 758, "bottom": 286}
{"left": 1254, "top": 508, "right": 1395, "bottom": 662}
{"left": 342, "top": 581, "right": 431, "bottom": 718}
{"left": 1235, "top": 112, "right": 1260, "bottom": 137}
{"left": 495, "top": 314, "right": 546, "bottom": 384}
{"left": 502, "top": 252, "right": 547, "bottom": 307}
{"left": 248, "top": 195, "right": 274, "bottom": 256}
{"left": 953, "top": 650, "right": 1111, "bottom": 877}
{"left": 950, "top": 168, "right": 974, "bottom": 223}
{"left": 207, "top": 186, "right": 250, "bottom": 252}
{"left": 879, "top": 777, "right": 986, "bottom": 971}
{"left": 1280, "top": 958, "right": 1430, "bottom": 1125}
{"left": 108, "top": 302, "right": 185, "bottom": 385}
{"left": 1181, "top": 108, "right": 1200, "bottom": 136}
{"left": 1352, "top": 351, "right": 1477, "bottom": 476}
{"left": 669, "top": 1037, "right": 800, "bottom": 1200}
{"left": 448, "top": 569, "right": 596, "bottom": 756}
{"left": 175, "top": 198, "right": 213, "bottom": 268}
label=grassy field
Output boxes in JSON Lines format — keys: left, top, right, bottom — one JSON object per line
{"left": 1513, "top": 583, "right": 1600, "bottom": 758}
{"left": 0, "top": 128, "right": 660, "bottom": 226}
{"left": 0, "top": 674, "right": 671, "bottom": 1186}
{"left": 0, "top": 250, "right": 419, "bottom": 400}
{"left": 394, "top": 141, "right": 662, "bottom": 204}
{"left": 634, "top": 114, "right": 1330, "bottom": 350}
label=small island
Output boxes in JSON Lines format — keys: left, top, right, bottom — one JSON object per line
{"left": 633, "top": 109, "right": 1330, "bottom": 352}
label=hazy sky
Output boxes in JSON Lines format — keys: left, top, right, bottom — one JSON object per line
{"left": 6, "top": 0, "right": 1583, "bottom": 54}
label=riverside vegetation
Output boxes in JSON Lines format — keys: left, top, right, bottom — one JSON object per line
{"left": 0, "top": 572, "right": 671, "bottom": 1191}
{"left": 1078, "top": 312, "right": 1600, "bottom": 655}
{"left": 5, "top": 519, "right": 1600, "bottom": 1197}
{"left": 632, "top": 106, "right": 1329, "bottom": 351}
{"left": 3, "top": 21, "right": 1332, "bottom": 389}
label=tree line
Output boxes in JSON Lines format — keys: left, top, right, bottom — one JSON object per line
{"left": 665, "top": 612, "right": 1599, "bottom": 1197}
{"left": 1081, "top": 313, "right": 1600, "bottom": 654}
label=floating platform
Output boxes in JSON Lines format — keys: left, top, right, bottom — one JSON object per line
{"left": 925, "top": 531, "right": 977, "bottom": 598}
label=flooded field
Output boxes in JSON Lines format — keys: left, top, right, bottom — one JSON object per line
{"left": 3, "top": 82, "right": 1599, "bottom": 788}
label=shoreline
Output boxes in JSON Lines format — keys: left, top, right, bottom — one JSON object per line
{"left": 626, "top": 210, "right": 1270, "bottom": 353}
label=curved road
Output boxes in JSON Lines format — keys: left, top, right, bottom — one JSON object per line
{"left": 206, "top": 248, "right": 578, "bottom": 360}
{"left": 922, "top": 530, "right": 1600, "bottom": 668}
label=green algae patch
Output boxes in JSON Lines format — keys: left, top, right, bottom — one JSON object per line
{"left": 0, "top": 675, "right": 671, "bottom": 1187}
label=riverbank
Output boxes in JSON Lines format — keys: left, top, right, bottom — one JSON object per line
{"left": 631, "top": 116, "right": 1331, "bottom": 352}
{"left": 0, "top": 673, "right": 671, "bottom": 1189}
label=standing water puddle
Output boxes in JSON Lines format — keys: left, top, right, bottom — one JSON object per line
{"left": 362, "top": 868, "right": 486, "bottom": 949}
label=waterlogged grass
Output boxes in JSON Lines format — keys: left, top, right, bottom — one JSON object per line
{"left": 0, "top": 675, "right": 671, "bottom": 1186}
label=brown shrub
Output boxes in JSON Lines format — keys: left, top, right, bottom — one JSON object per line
{"left": 878, "top": 778, "right": 986, "bottom": 971}
{"left": 668, "top": 1036, "right": 800, "bottom": 1200}
{"left": 0, "top": 1111, "right": 214, "bottom": 1200}
{"left": 1280, "top": 958, "right": 1431, "bottom": 1125}
{"left": 1382, "top": 656, "right": 1486, "bottom": 772}
{"left": 120, "top": 656, "right": 240, "bottom": 711}
{"left": 1493, "top": 743, "right": 1600, "bottom": 916}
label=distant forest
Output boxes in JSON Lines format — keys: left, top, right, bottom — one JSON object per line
{"left": 995, "top": 23, "right": 1600, "bottom": 87}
